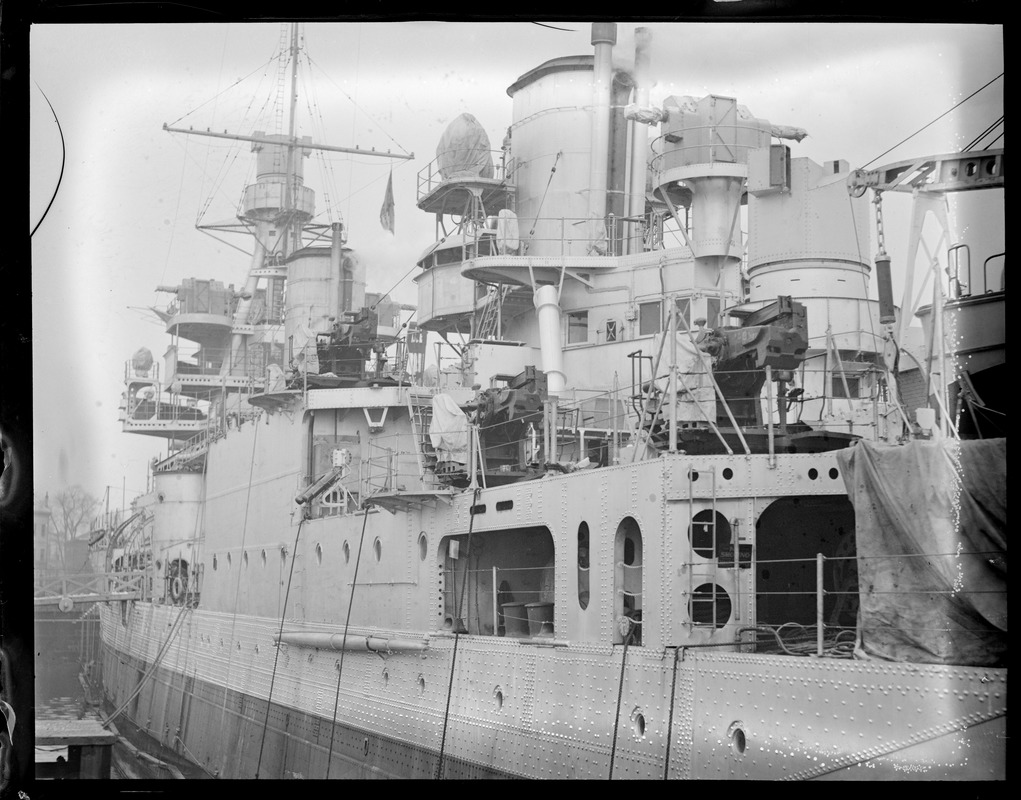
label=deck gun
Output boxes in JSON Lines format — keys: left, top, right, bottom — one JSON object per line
{"left": 473, "top": 367, "right": 548, "bottom": 482}
{"left": 698, "top": 295, "right": 808, "bottom": 428}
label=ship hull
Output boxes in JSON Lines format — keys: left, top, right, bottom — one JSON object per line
{"left": 98, "top": 601, "right": 1006, "bottom": 780}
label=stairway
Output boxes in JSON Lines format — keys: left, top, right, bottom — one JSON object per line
{"left": 407, "top": 390, "right": 438, "bottom": 479}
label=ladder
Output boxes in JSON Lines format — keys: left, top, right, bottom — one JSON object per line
{"left": 407, "top": 390, "right": 438, "bottom": 481}
{"left": 475, "top": 285, "right": 510, "bottom": 340}
{"left": 683, "top": 465, "right": 740, "bottom": 628}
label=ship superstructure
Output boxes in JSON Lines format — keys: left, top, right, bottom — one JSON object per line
{"left": 90, "top": 23, "right": 1005, "bottom": 781}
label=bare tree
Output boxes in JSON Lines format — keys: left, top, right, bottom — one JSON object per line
{"left": 50, "top": 486, "right": 99, "bottom": 571}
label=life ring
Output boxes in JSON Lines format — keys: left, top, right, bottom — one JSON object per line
{"left": 170, "top": 576, "right": 185, "bottom": 603}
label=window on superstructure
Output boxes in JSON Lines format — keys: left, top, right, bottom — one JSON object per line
{"left": 604, "top": 320, "right": 619, "bottom": 342}
{"left": 567, "top": 311, "right": 588, "bottom": 344}
{"left": 831, "top": 374, "right": 860, "bottom": 399}
{"left": 639, "top": 301, "right": 661, "bottom": 335}
{"left": 706, "top": 297, "right": 721, "bottom": 328}
{"left": 614, "top": 517, "right": 643, "bottom": 646}
{"left": 674, "top": 297, "right": 692, "bottom": 332}
{"left": 439, "top": 526, "right": 554, "bottom": 639}
{"left": 577, "top": 522, "right": 590, "bottom": 611}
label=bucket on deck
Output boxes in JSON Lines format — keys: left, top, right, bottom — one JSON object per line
{"left": 525, "top": 602, "right": 554, "bottom": 636}
{"left": 502, "top": 602, "right": 529, "bottom": 636}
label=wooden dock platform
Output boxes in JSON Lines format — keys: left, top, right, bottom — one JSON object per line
{"left": 36, "top": 718, "right": 118, "bottom": 779}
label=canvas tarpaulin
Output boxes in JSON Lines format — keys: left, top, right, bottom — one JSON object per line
{"left": 836, "top": 437, "right": 1006, "bottom": 666}
{"left": 436, "top": 113, "right": 494, "bottom": 181}
{"left": 429, "top": 394, "right": 469, "bottom": 465}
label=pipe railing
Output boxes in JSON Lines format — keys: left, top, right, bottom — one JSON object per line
{"left": 420, "top": 210, "right": 678, "bottom": 270}
{"left": 649, "top": 123, "right": 775, "bottom": 170}
{"left": 683, "top": 548, "right": 1005, "bottom": 658}
{"left": 440, "top": 563, "right": 555, "bottom": 638}
{"left": 415, "top": 150, "right": 510, "bottom": 201}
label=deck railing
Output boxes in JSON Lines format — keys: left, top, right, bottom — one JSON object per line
{"left": 34, "top": 571, "right": 148, "bottom": 606}
{"left": 416, "top": 150, "right": 510, "bottom": 201}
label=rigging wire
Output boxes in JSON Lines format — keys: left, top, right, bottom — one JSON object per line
{"left": 304, "top": 52, "right": 413, "bottom": 159}
{"left": 608, "top": 618, "right": 637, "bottom": 780}
{"left": 100, "top": 602, "right": 190, "bottom": 727}
{"left": 215, "top": 415, "right": 261, "bottom": 767}
{"left": 845, "top": 191, "right": 881, "bottom": 376}
{"left": 963, "top": 115, "right": 1004, "bottom": 152}
{"left": 858, "top": 72, "right": 1003, "bottom": 170}
{"left": 370, "top": 263, "right": 421, "bottom": 311}
{"left": 528, "top": 152, "right": 562, "bottom": 237}
{"left": 159, "top": 134, "right": 191, "bottom": 289}
{"left": 325, "top": 509, "right": 372, "bottom": 777}
{"left": 982, "top": 131, "right": 1004, "bottom": 149}
{"left": 301, "top": 53, "right": 340, "bottom": 224}
{"left": 195, "top": 26, "right": 233, "bottom": 237}
{"left": 164, "top": 55, "right": 278, "bottom": 129}
{"left": 255, "top": 514, "right": 306, "bottom": 778}
{"left": 166, "top": 133, "right": 248, "bottom": 234}
{"left": 435, "top": 486, "right": 481, "bottom": 780}
{"left": 662, "top": 645, "right": 682, "bottom": 780}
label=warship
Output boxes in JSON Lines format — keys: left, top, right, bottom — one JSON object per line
{"left": 85, "top": 23, "right": 1005, "bottom": 779}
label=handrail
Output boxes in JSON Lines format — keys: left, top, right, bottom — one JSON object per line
{"left": 416, "top": 150, "right": 510, "bottom": 201}
{"left": 650, "top": 121, "right": 775, "bottom": 170}
{"left": 984, "top": 251, "right": 1005, "bottom": 295}
{"left": 419, "top": 210, "right": 676, "bottom": 268}
{"left": 34, "top": 570, "right": 148, "bottom": 604}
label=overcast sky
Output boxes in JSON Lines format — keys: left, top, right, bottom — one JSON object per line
{"left": 29, "top": 20, "right": 1003, "bottom": 506}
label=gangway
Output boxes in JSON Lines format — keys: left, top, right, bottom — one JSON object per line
{"left": 34, "top": 571, "right": 147, "bottom": 609}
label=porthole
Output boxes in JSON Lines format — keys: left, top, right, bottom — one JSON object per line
{"left": 155, "top": 560, "right": 162, "bottom": 571}
{"left": 280, "top": 547, "right": 288, "bottom": 564}
{"left": 316, "top": 543, "right": 323, "bottom": 566}
{"left": 727, "top": 721, "right": 747, "bottom": 755}
{"left": 226, "top": 552, "right": 232, "bottom": 569}
{"left": 689, "top": 510, "right": 732, "bottom": 559}
{"left": 418, "top": 675, "right": 426, "bottom": 696}
{"left": 343, "top": 541, "right": 350, "bottom": 564}
{"left": 373, "top": 538, "right": 382, "bottom": 562}
{"left": 808, "top": 467, "right": 819, "bottom": 480}
{"left": 261, "top": 549, "right": 267, "bottom": 567}
{"left": 689, "top": 582, "right": 732, "bottom": 628}
{"left": 243, "top": 551, "right": 249, "bottom": 568}
{"left": 494, "top": 686, "right": 504, "bottom": 710}
{"left": 212, "top": 555, "right": 218, "bottom": 571}
{"left": 732, "top": 727, "right": 746, "bottom": 754}
{"left": 829, "top": 467, "right": 839, "bottom": 480}
{"left": 631, "top": 707, "right": 647, "bottom": 738}
{"left": 690, "top": 469, "right": 699, "bottom": 482}
{"left": 722, "top": 467, "right": 734, "bottom": 480}
{"left": 418, "top": 532, "right": 428, "bottom": 561}
{"left": 382, "top": 668, "right": 389, "bottom": 688}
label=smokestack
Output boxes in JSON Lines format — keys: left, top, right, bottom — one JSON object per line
{"left": 589, "top": 23, "right": 616, "bottom": 223}
{"left": 330, "top": 222, "right": 345, "bottom": 314}
{"left": 628, "top": 27, "right": 652, "bottom": 254}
